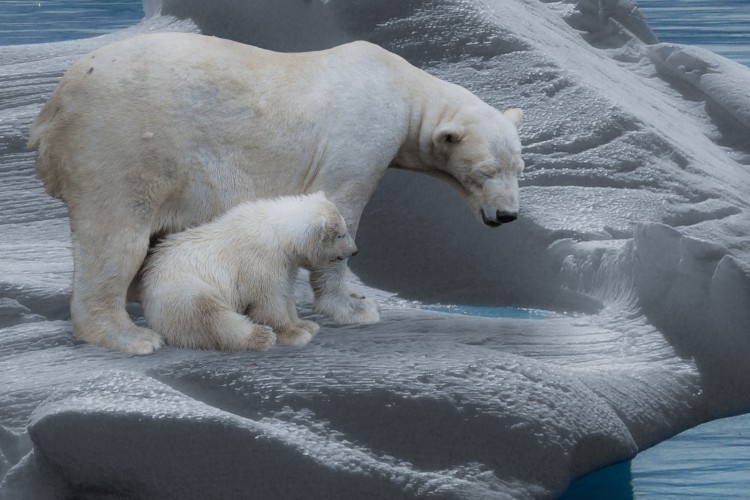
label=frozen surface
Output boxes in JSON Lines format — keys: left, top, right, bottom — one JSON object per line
{"left": 1, "top": 0, "right": 750, "bottom": 498}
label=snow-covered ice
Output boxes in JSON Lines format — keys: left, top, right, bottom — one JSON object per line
{"left": 1, "top": 1, "right": 749, "bottom": 498}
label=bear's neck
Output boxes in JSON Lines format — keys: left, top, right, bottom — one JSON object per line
{"left": 392, "top": 78, "right": 467, "bottom": 173}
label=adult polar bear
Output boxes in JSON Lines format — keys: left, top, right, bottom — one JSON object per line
{"left": 29, "top": 32, "right": 524, "bottom": 354}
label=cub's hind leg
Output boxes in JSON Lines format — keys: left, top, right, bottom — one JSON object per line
{"left": 191, "top": 295, "right": 276, "bottom": 352}
{"left": 251, "top": 286, "right": 315, "bottom": 347}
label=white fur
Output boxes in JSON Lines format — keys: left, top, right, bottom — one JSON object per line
{"left": 28, "top": 33, "right": 523, "bottom": 353}
{"left": 139, "top": 193, "right": 357, "bottom": 351}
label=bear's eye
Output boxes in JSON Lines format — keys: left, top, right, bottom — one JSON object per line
{"left": 337, "top": 233, "right": 347, "bottom": 239}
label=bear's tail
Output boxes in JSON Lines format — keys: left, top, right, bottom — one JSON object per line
{"left": 28, "top": 93, "right": 67, "bottom": 200}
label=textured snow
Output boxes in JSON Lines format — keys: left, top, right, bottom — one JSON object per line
{"left": 1, "top": 1, "right": 749, "bottom": 498}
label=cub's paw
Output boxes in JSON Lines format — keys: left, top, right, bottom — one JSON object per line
{"left": 315, "top": 293, "right": 380, "bottom": 325}
{"left": 294, "top": 320, "right": 320, "bottom": 335}
{"left": 246, "top": 324, "right": 276, "bottom": 352}
{"left": 275, "top": 326, "right": 314, "bottom": 347}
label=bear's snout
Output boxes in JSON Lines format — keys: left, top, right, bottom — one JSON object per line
{"left": 481, "top": 209, "right": 518, "bottom": 227}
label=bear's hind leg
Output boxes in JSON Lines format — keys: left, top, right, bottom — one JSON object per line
{"left": 68, "top": 209, "right": 163, "bottom": 354}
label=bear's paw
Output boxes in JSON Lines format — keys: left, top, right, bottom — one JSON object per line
{"left": 315, "top": 293, "right": 380, "bottom": 325}
{"left": 84, "top": 324, "right": 164, "bottom": 355}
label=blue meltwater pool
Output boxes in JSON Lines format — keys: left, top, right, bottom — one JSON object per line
{"left": 421, "top": 305, "right": 552, "bottom": 320}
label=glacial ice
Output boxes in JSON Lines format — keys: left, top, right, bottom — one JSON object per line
{"left": 1, "top": 0, "right": 749, "bottom": 498}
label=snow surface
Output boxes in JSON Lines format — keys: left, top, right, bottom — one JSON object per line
{"left": 1, "top": 1, "right": 749, "bottom": 498}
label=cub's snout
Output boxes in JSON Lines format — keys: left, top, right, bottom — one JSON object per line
{"left": 336, "top": 236, "right": 358, "bottom": 261}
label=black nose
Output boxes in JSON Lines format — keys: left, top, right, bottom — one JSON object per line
{"left": 481, "top": 209, "right": 518, "bottom": 226}
{"left": 496, "top": 211, "right": 517, "bottom": 224}
{"left": 351, "top": 250, "right": 359, "bottom": 257}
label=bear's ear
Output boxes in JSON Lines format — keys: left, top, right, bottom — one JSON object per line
{"left": 504, "top": 108, "right": 523, "bottom": 126}
{"left": 433, "top": 123, "right": 464, "bottom": 149}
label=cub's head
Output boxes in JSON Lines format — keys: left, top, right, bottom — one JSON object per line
{"left": 430, "top": 105, "right": 524, "bottom": 227}
{"left": 305, "top": 192, "right": 358, "bottom": 265}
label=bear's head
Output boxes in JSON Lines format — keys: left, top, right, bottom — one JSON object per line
{"left": 431, "top": 106, "right": 524, "bottom": 227}
{"left": 305, "top": 192, "right": 358, "bottom": 265}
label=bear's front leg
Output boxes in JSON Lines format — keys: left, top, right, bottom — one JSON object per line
{"left": 309, "top": 260, "right": 380, "bottom": 324}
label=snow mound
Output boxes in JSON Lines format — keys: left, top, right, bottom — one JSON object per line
{"left": 649, "top": 43, "right": 750, "bottom": 146}
{"left": 19, "top": 356, "right": 628, "bottom": 499}
{"left": 1, "top": 0, "right": 750, "bottom": 498}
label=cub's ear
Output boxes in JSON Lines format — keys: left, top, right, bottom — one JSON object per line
{"left": 504, "top": 108, "right": 523, "bottom": 126}
{"left": 433, "top": 123, "right": 464, "bottom": 148}
{"left": 322, "top": 220, "right": 340, "bottom": 243}
{"left": 309, "top": 190, "right": 327, "bottom": 202}
{"left": 311, "top": 214, "right": 337, "bottom": 242}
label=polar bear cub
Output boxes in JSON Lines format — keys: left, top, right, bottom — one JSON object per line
{"left": 139, "top": 192, "right": 358, "bottom": 351}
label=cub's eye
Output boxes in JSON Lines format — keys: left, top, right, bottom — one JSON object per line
{"left": 478, "top": 167, "right": 496, "bottom": 179}
{"left": 337, "top": 234, "right": 347, "bottom": 239}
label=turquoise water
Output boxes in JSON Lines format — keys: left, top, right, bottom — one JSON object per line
{"left": 632, "top": 413, "right": 750, "bottom": 498}
{"left": 422, "top": 305, "right": 551, "bottom": 319}
{"left": 563, "top": 412, "right": 750, "bottom": 499}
